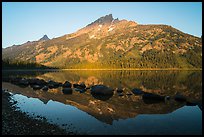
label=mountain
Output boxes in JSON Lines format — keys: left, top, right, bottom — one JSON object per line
{"left": 2, "top": 14, "right": 202, "bottom": 69}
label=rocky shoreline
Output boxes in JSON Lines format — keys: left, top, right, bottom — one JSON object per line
{"left": 3, "top": 76, "right": 202, "bottom": 105}
{"left": 2, "top": 89, "right": 77, "bottom": 135}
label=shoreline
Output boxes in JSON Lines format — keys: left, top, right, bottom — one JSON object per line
{"left": 2, "top": 68, "right": 202, "bottom": 71}
{"left": 2, "top": 89, "right": 77, "bottom": 135}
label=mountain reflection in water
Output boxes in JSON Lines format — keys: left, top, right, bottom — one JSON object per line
{"left": 2, "top": 70, "right": 202, "bottom": 126}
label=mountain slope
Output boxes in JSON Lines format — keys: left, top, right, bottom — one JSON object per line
{"left": 2, "top": 14, "right": 202, "bottom": 69}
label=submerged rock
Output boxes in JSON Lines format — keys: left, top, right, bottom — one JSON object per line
{"left": 42, "top": 86, "right": 49, "bottom": 91}
{"left": 32, "top": 85, "right": 43, "bottom": 90}
{"left": 74, "top": 88, "right": 86, "bottom": 93}
{"left": 62, "top": 88, "right": 72, "bottom": 94}
{"left": 174, "top": 94, "right": 186, "bottom": 102}
{"left": 142, "top": 92, "right": 165, "bottom": 104}
{"left": 91, "top": 94, "right": 113, "bottom": 101}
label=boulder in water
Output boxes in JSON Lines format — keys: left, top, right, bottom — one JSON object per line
{"left": 90, "top": 85, "right": 114, "bottom": 95}
{"left": 63, "top": 81, "right": 72, "bottom": 88}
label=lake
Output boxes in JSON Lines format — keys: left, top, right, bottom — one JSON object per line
{"left": 2, "top": 70, "right": 202, "bottom": 135}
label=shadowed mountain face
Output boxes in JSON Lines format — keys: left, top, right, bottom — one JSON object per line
{"left": 87, "top": 14, "right": 115, "bottom": 26}
{"left": 2, "top": 70, "right": 202, "bottom": 125}
{"left": 2, "top": 14, "right": 202, "bottom": 69}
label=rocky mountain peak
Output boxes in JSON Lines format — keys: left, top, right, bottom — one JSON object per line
{"left": 39, "top": 35, "right": 50, "bottom": 41}
{"left": 87, "top": 14, "right": 114, "bottom": 27}
{"left": 97, "top": 14, "right": 114, "bottom": 24}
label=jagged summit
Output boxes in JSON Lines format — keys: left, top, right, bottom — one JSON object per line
{"left": 39, "top": 35, "right": 50, "bottom": 41}
{"left": 87, "top": 14, "right": 116, "bottom": 26}
{"left": 96, "top": 14, "right": 114, "bottom": 24}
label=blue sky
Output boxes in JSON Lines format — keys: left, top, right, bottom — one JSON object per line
{"left": 2, "top": 2, "right": 202, "bottom": 48}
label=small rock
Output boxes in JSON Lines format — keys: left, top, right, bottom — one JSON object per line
{"left": 116, "top": 88, "right": 123, "bottom": 93}
{"left": 79, "top": 82, "right": 86, "bottom": 89}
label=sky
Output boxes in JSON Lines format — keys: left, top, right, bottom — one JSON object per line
{"left": 2, "top": 2, "right": 202, "bottom": 48}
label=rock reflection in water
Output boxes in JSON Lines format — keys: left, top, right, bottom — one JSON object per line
{"left": 91, "top": 94, "right": 113, "bottom": 101}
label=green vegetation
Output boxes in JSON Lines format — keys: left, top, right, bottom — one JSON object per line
{"left": 2, "top": 59, "right": 57, "bottom": 70}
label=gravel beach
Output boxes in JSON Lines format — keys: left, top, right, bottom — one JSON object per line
{"left": 2, "top": 89, "right": 76, "bottom": 135}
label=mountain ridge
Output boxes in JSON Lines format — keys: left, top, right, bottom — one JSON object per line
{"left": 2, "top": 14, "right": 202, "bottom": 69}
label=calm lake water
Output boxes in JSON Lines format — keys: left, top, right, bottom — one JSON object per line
{"left": 2, "top": 70, "right": 202, "bottom": 135}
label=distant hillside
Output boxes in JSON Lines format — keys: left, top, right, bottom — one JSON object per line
{"left": 2, "top": 14, "right": 202, "bottom": 69}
